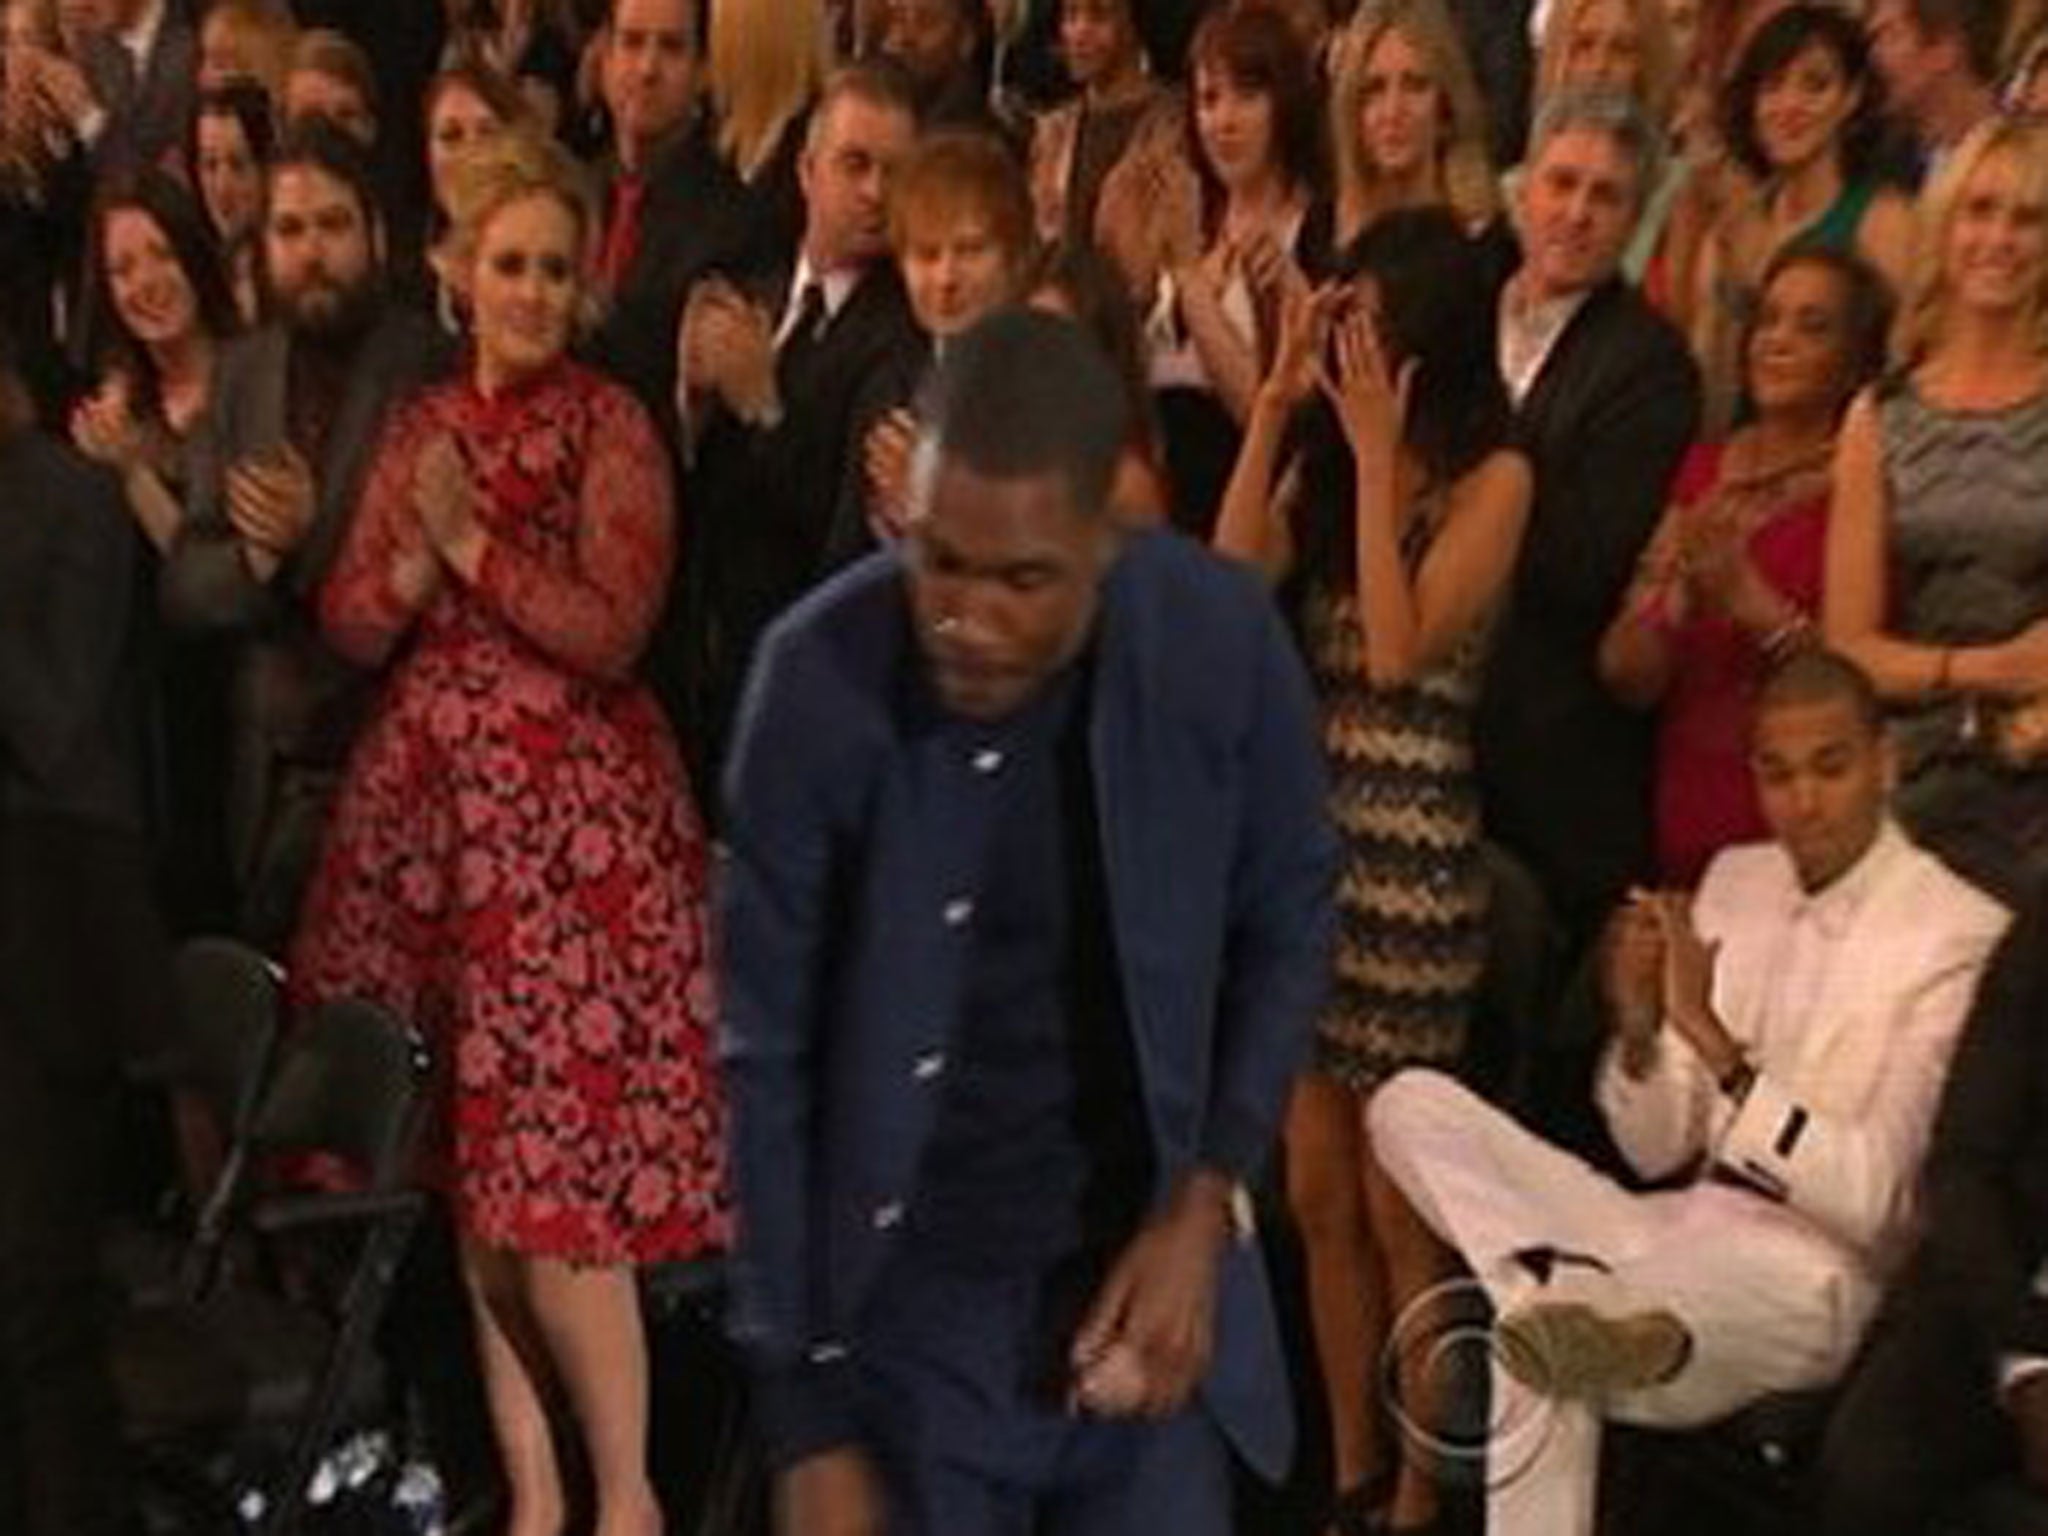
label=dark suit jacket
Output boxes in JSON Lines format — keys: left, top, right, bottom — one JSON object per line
{"left": 720, "top": 533, "right": 1338, "bottom": 1476}
{"left": 584, "top": 121, "right": 785, "bottom": 424}
{"left": 80, "top": 7, "right": 196, "bottom": 176}
{"left": 161, "top": 309, "right": 446, "bottom": 932}
{"left": 1475, "top": 276, "right": 1699, "bottom": 941}
{"left": 671, "top": 260, "right": 921, "bottom": 786}
{"left": 0, "top": 431, "right": 140, "bottom": 834}
{"left": 1918, "top": 888, "right": 2048, "bottom": 1361}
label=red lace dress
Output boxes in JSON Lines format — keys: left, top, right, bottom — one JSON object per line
{"left": 290, "top": 358, "right": 727, "bottom": 1266}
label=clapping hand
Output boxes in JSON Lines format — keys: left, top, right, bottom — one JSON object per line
{"left": 226, "top": 444, "right": 315, "bottom": 556}
{"left": 1646, "top": 891, "right": 1742, "bottom": 1081}
{"left": 412, "top": 432, "right": 485, "bottom": 580}
{"left": 1317, "top": 301, "right": 1414, "bottom": 470}
{"left": 1259, "top": 279, "right": 1339, "bottom": 415}
{"left": 862, "top": 407, "right": 917, "bottom": 542}
{"left": 1602, "top": 893, "right": 1665, "bottom": 1079}
{"left": 680, "top": 279, "right": 778, "bottom": 424}
{"left": 30, "top": 48, "right": 97, "bottom": 136}
{"left": 70, "top": 376, "right": 148, "bottom": 470}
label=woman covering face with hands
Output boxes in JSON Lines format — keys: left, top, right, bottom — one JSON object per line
{"left": 1214, "top": 207, "right": 1530, "bottom": 1536}
{"left": 291, "top": 128, "right": 727, "bottom": 1536}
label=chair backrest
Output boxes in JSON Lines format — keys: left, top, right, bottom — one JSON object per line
{"left": 250, "top": 997, "right": 429, "bottom": 1190}
{"left": 170, "top": 937, "right": 285, "bottom": 1144}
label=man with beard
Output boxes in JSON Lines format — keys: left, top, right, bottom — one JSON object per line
{"left": 163, "top": 121, "right": 446, "bottom": 950}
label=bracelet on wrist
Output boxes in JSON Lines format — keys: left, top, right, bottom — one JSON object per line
{"left": 1934, "top": 646, "right": 1955, "bottom": 697}
{"left": 1760, "top": 611, "right": 1813, "bottom": 661}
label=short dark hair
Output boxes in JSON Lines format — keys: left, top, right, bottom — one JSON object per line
{"left": 1722, "top": 5, "right": 1888, "bottom": 183}
{"left": 88, "top": 169, "right": 242, "bottom": 419}
{"left": 1755, "top": 647, "right": 1886, "bottom": 738}
{"left": 1890, "top": 0, "right": 2004, "bottom": 84}
{"left": 920, "top": 306, "right": 1129, "bottom": 519}
{"left": 1746, "top": 243, "right": 1895, "bottom": 415}
{"left": 1186, "top": 2, "right": 1326, "bottom": 206}
{"left": 806, "top": 59, "right": 919, "bottom": 154}
{"left": 267, "top": 118, "right": 385, "bottom": 239}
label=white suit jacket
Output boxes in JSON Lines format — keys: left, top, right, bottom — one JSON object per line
{"left": 1597, "top": 822, "right": 2008, "bottom": 1276}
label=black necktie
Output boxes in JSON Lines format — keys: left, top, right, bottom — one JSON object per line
{"left": 780, "top": 280, "right": 829, "bottom": 354}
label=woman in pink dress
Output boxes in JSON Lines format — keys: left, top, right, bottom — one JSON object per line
{"left": 1598, "top": 244, "right": 1891, "bottom": 886}
{"left": 291, "top": 130, "right": 723, "bottom": 1536}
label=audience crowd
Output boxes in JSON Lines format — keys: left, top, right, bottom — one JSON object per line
{"left": 1, "top": 0, "right": 2047, "bottom": 1531}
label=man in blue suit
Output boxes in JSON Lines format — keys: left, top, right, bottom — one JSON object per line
{"left": 721, "top": 308, "right": 1337, "bottom": 1536}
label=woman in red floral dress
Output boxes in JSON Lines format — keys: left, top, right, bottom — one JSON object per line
{"left": 290, "top": 130, "right": 723, "bottom": 1536}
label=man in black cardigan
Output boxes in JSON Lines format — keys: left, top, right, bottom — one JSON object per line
{"left": 1476, "top": 90, "right": 1700, "bottom": 959}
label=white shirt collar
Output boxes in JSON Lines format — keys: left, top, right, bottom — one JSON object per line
{"left": 776, "top": 253, "right": 860, "bottom": 347}
{"left": 118, "top": 0, "right": 166, "bottom": 72}
{"left": 1498, "top": 279, "right": 1590, "bottom": 406}
{"left": 1785, "top": 819, "right": 1909, "bottom": 940}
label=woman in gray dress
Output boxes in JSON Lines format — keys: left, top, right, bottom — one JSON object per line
{"left": 1824, "top": 116, "right": 2048, "bottom": 904}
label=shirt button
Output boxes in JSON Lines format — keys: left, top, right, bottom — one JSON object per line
{"left": 871, "top": 1200, "right": 905, "bottom": 1231}
{"left": 971, "top": 747, "right": 1004, "bottom": 775}
{"left": 943, "top": 896, "right": 975, "bottom": 928}
{"left": 911, "top": 1049, "right": 946, "bottom": 1082}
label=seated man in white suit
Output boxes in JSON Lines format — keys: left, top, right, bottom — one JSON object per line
{"left": 1367, "top": 648, "right": 2010, "bottom": 1536}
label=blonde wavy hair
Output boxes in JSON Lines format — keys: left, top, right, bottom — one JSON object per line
{"left": 708, "top": 0, "right": 829, "bottom": 182}
{"left": 1904, "top": 116, "right": 2048, "bottom": 363}
{"left": 438, "top": 127, "right": 604, "bottom": 326}
{"left": 1329, "top": 0, "right": 1499, "bottom": 241}
{"left": 1537, "top": 0, "right": 1679, "bottom": 128}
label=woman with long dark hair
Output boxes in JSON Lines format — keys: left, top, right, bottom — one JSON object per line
{"left": 191, "top": 81, "right": 275, "bottom": 324}
{"left": 71, "top": 170, "right": 242, "bottom": 935}
{"left": 1215, "top": 206, "right": 1530, "bottom": 1535}
{"left": 1690, "top": 4, "right": 1912, "bottom": 431}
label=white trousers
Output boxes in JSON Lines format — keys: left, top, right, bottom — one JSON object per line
{"left": 1366, "top": 1070, "right": 1879, "bottom": 1536}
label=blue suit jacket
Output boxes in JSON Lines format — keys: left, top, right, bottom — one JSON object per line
{"left": 720, "top": 530, "right": 1337, "bottom": 1477}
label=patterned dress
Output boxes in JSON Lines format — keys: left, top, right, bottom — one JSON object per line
{"left": 1881, "top": 380, "right": 2048, "bottom": 905}
{"left": 290, "top": 359, "right": 727, "bottom": 1266}
{"left": 1300, "top": 490, "right": 1490, "bottom": 1093}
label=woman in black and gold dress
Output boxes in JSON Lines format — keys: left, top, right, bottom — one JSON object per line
{"left": 1215, "top": 207, "right": 1529, "bottom": 1535}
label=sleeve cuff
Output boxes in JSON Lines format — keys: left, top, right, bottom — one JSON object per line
{"left": 1710, "top": 1065, "right": 1801, "bottom": 1203}
{"left": 751, "top": 1353, "right": 863, "bottom": 1471}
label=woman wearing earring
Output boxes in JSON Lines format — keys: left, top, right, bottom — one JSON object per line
{"left": 291, "top": 130, "right": 725, "bottom": 1536}
{"left": 1824, "top": 117, "right": 2048, "bottom": 905}
{"left": 1215, "top": 207, "right": 1529, "bottom": 1536}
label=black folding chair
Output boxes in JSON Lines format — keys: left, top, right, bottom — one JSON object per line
{"left": 114, "top": 994, "right": 431, "bottom": 1536}
{"left": 103, "top": 936, "right": 284, "bottom": 1317}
